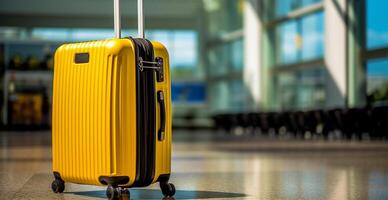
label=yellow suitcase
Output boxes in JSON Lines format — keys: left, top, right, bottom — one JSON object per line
{"left": 51, "top": 0, "right": 174, "bottom": 199}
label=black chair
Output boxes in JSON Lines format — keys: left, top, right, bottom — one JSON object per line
{"left": 371, "top": 106, "right": 388, "bottom": 139}
{"left": 258, "top": 112, "right": 271, "bottom": 135}
{"left": 272, "top": 111, "right": 291, "bottom": 137}
{"left": 267, "top": 112, "right": 278, "bottom": 137}
{"left": 321, "top": 110, "right": 335, "bottom": 139}
{"left": 293, "top": 111, "right": 306, "bottom": 138}
{"left": 305, "top": 109, "right": 328, "bottom": 139}
{"left": 270, "top": 112, "right": 281, "bottom": 136}
{"left": 342, "top": 108, "right": 356, "bottom": 139}
{"left": 313, "top": 110, "right": 326, "bottom": 137}
{"left": 228, "top": 113, "right": 239, "bottom": 134}
{"left": 249, "top": 112, "right": 264, "bottom": 135}
{"left": 286, "top": 111, "right": 299, "bottom": 138}
{"left": 212, "top": 115, "right": 221, "bottom": 129}
{"left": 303, "top": 110, "right": 318, "bottom": 137}
{"left": 218, "top": 114, "right": 233, "bottom": 134}
{"left": 345, "top": 108, "right": 372, "bottom": 140}
{"left": 360, "top": 107, "right": 373, "bottom": 139}
{"left": 235, "top": 112, "right": 251, "bottom": 134}
{"left": 327, "top": 108, "right": 345, "bottom": 139}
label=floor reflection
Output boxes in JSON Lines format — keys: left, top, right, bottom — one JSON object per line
{"left": 1, "top": 131, "right": 388, "bottom": 199}
{"left": 72, "top": 189, "right": 246, "bottom": 200}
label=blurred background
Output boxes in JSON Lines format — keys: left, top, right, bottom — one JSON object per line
{"left": 1, "top": 0, "right": 388, "bottom": 199}
{"left": 0, "top": 0, "right": 387, "bottom": 135}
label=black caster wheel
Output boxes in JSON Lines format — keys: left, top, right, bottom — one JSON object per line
{"left": 51, "top": 179, "right": 65, "bottom": 193}
{"left": 160, "top": 182, "right": 175, "bottom": 197}
{"left": 121, "top": 188, "right": 130, "bottom": 199}
{"left": 106, "top": 185, "right": 121, "bottom": 200}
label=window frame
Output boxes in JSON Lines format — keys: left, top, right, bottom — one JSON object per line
{"left": 362, "top": 0, "right": 388, "bottom": 105}
{"left": 262, "top": 0, "right": 325, "bottom": 110}
{"left": 205, "top": 30, "right": 245, "bottom": 112}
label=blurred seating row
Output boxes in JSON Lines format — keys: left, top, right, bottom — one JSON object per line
{"left": 212, "top": 106, "right": 388, "bottom": 140}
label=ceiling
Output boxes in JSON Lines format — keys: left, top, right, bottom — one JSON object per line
{"left": 0, "top": 0, "right": 204, "bottom": 29}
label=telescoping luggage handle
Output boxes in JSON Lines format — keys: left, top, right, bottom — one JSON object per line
{"left": 113, "top": 0, "right": 144, "bottom": 38}
{"left": 113, "top": 0, "right": 164, "bottom": 81}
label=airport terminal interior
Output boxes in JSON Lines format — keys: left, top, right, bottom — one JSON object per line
{"left": 1, "top": 0, "right": 388, "bottom": 199}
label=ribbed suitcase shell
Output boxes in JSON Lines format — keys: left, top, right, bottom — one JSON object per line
{"left": 52, "top": 38, "right": 172, "bottom": 186}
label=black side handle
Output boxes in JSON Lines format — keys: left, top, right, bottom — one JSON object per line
{"left": 157, "top": 91, "right": 166, "bottom": 141}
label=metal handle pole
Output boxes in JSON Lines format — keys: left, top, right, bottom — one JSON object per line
{"left": 138, "top": 0, "right": 144, "bottom": 38}
{"left": 114, "top": 0, "right": 121, "bottom": 38}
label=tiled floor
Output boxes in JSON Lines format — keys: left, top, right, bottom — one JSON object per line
{"left": 1, "top": 131, "right": 388, "bottom": 199}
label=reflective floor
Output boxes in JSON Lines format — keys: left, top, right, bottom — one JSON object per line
{"left": 1, "top": 131, "right": 388, "bottom": 199}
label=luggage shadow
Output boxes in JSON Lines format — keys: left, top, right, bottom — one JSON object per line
{"left": 71, "top": 188, "right": 247, "bottom": 199}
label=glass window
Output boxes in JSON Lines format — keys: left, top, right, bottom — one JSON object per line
{"left": 1, "top": 27, "right": 201, "bottom": 83}
{"left": 32, "top": 28, "right": 72, "bottom": 41}
{"left": 208, "top": 79, "right": 250, "bottom": 112}
{"left": 277, "top": 21, "right": 298, "bottom": 64}
{"left": 7, "top": 43, "right": 58, "bottom": 69}
{"left": 367, "top": 58, "right": 388, "bottom": 104}
{"left": 275, "top": 0, "right": 322, "bottom": 18}
{"left": 367, "top": 0, "right": 388, "bottom": 49}
{"left": 122, "top": 30, "right": 138, "bottom": 37}
{"left": 147, "top": 30, "right": 172, "bottom": 50}
{"left": 147, "top": 30, "right": 198, "bottom": 80}
{"left": 208, "top": 38, "right": 243, "bottom": 77}
{"left": 229, "top": 80, "right": 251, "bottom": 110}
{"left": 171, "top": 31, "right": 198, "bottom": 68}
{"left": 28, "top": 28, "right": 199, "bottom": 80}
{"left": 275, "top": 11, "right": 324, "bottom": 65}
{"left": 32, "top": 28, "right": 126, "bottom": 41}
{"left": 204, "top": 0, "right": 245, "bottom": 112}
{"left": 208, "top": 44, "right": 229, "bottom": 76}
{"left": 366, "top": 0, "right": 388, "bottom": 104}
{"left": 275, "top": 68, "right": 326, "bottom": 110}
{"left": 204, "top": 0, "right": 243, "bottom": 37}
{"left": 230, "top": 39, "right": 244, "bottom": 72}
{"left": 208, "top": 80, "right": 229, "bottom": 111}
{"left": 0, "top": 27, "right": 19, "bottom": 39}
{"left": 70, "top": 29, "right": 114, "bottom": 41}
{"left": 301, "top": 12, "right": 324, "bottom": 61}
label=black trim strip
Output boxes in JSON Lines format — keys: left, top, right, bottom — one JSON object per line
{"left": 130, "top": 38, "right": 157, "bottom": 187}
